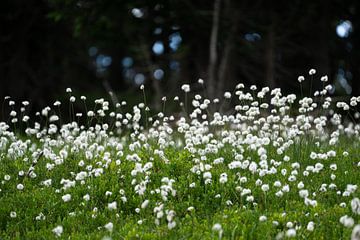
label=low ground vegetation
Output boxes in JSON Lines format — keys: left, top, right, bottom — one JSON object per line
{"left": 1, "top": 72, "right": 360, "bottom": 239}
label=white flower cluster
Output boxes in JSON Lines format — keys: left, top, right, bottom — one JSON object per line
{"left": 1, "top": 74, "right": 360, "bottom": 238}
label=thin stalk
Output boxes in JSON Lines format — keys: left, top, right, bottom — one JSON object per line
{"left": 142, "top": 88, "right": 148, "bottom": 129}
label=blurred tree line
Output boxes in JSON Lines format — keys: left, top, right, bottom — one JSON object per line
{"left": 1, "top": 0, "right": 360, "bottom": 115}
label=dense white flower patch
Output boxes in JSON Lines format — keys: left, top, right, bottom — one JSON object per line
{"left": 0, "top": 72, "right": 360, "bottom": 238}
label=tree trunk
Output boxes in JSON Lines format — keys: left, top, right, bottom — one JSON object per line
{"left": 217, "top": 1, "right": 237, "bottom": 96}
{"left": 207, "top": 0, "right": 221, "bottom": 99}
{"left": 265, "top": 24, "right": 276, "bottom": 89}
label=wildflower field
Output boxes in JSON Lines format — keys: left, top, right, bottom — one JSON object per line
{"left": 1, "top": 73, "right": 360, "bottom": 239}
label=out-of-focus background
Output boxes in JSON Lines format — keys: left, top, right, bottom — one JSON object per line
{"left": 1, "top": 0, "right": 359, "bottom": 115}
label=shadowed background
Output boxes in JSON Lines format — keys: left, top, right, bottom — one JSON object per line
{"left": 1, "top": 0, "right": 360, "bottom": 117}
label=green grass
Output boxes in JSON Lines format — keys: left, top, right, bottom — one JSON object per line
{"left": 0, "top": 135, "right": 359, "bottom": 239}
{"left": 1, "top": 82, "right": 360, "bottom": 239}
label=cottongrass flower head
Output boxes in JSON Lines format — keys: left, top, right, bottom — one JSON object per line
{"left": 212, "top": 223, "right": 223, "bottom": 239}
{"left": 340, "top": 215, "right": 354, "bottom": 228}
{"left": 104, "top": 222, "right": 114, "bottom": 232}
{"left": 10, "top": 211, "right": 17, "bottom": 218}
{"left": 320, "top": 75, "right": 328, "bottom": 82}
{"left": 298, "top": 76, "right": 305, "bottom": 83}
{"left": 224, "top": 92, "right": 231, "bottom": 99}
{"left": 52, "top": 225, "right": 63, "bottom": 237}
{"left": 62, "top": 194, "right": 71, "bottom": 202}
{"left": 16, "top": 183, "right": 24, "bottom": 191}
{"left": 212, "top": 223, "right": 222, "bottom": 231}
{"left": 108, "top": 201, "right": 117, "bottom": 211}
{"left": 259, "top": 215, "right": 267, "bottom": 222}
{"left": 351, "top": 197, "right": 360, "bottom": 215}
{"left": 141, "top": 199, "right": 150, "bottom": 209}
{"left": 307, "top": 221, "right": 315, "bottom": 231}
{"left": 309, "top": 69, "right": 316, "bottom": 75}
{"left": 181, "top": 84, "right": 190, "bottom": 93}
{"left": 83, "top": 194, "right": 90, "bottom": 201}
{"left": 352, "top": 225, "right": 360, "bottom": 240}
{"left": 286, "top": 228, "right": 296, "bottom": 238}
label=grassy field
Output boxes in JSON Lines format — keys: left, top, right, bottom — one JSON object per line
{"left": 1, "top": 80, "right": 360, "bottom": 239}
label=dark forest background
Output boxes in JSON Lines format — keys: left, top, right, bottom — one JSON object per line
{"left": 1, "top": 0, "right": 360, "bottom": 117}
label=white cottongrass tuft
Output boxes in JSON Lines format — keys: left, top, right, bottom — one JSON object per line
{"left": 104, "top": 222, "right": 113, "bottom": 232}
{"left": 108, "top": 201, "right": 117, "bottom": 211}
{"left": 351, "top": 197, "right": 360, "bottom": 215}
{"left": 10, "top": 211, "right": 17, "bottom": 218}
{"left": 286, "top": 228, "right": 296, "bottom": 237}
{"left": 181, "top": 84, "right": 190, "bottom": 93}
{"left": 309, "top": 69, "right": 316, "bottom": 75}
{"left": 259, "top": 215, "right": 267, "bottom": 222}
{"left": 52, "top": 225, "right": 63, "bottom": 237}
{"left": 224, "top": 92, "right": 231, "bottom": 99}
{"left": 307, "top": 221, "right": 315, "bottom": 231}
{"left": 62, "top": 194, "right": 71, "bottom": 202}
{"left": 320, "top": 75, "right": 328, "bottom": 82}
{"left": 212, "top": 223, "right": 223, "bottom": 238}
{"left": 340, "top": 215, "right": 354, "bottom": 228}
{"left": 352, "top": 225, "right": 360, "bottom": 240}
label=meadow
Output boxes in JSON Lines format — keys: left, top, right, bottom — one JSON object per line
{"left": 1, "top": 72, "right": 360, "bottom": 239}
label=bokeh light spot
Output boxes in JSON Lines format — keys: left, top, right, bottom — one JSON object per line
{"left": 152, "top": 41, "right": 164, "bottom": 55}
{"left": 154, "top": 69, "right": 164, "bottom": 80}
{"left": 336, "top": 20, "right": 352, "bottom": 38}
